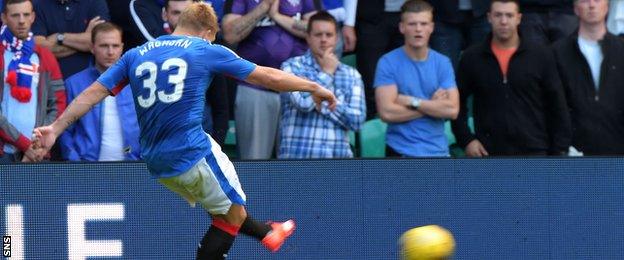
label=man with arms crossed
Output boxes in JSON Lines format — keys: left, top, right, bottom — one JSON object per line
{"left": 30, "top": 3, "right": 337, "bottom": 259}
{"left": 374, "top": 0, "right": 460, "bottom": 157}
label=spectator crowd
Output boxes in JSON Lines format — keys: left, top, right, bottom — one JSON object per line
{"left": 1, "top": 0, "right": 623, "bottom": 162}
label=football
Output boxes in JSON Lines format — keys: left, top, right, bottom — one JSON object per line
{"left": 399, "top": 225, "right": 455, "bottom": 260}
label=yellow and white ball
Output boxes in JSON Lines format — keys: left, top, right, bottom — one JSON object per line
{"left": 399, "top": 225, "right": 455, "bottom": 260}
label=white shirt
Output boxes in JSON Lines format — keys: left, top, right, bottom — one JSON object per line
{"left": 98, "top": 96, "right": 125, "bottom": 161}
{"left": 344, "top": 0, "right": 357, "bottom": 26}
{"left": 608, "top": 0, "right": 624, "bottom": 35}
{"left": 327, "top": 6, "right": 346, "bottom": 23}
{"left": 578, "top": 36, "right": 604, "bottom": 90}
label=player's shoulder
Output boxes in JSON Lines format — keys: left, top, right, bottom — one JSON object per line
{"left": 120, "top": 46, "right": 141, "bottom": 61}
{"left": 205, "top": 42, "right": 239, "bottom": 57}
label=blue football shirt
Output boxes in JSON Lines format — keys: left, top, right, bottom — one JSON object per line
{"left": 98, "top": 35, "right": 256, "bottom": 178}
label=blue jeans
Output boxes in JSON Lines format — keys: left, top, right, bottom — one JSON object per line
{"left": 430, "top": 15, "right": 491, "bottom": 68}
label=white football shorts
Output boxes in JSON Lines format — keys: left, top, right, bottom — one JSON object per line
{"left": 158, "top": 135, "right": 246, "bottom": 215}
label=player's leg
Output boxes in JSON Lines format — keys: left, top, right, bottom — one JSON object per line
{"left": 239, "top": 215, "right": 271, "bottom": 240}
{"left": 196, "top": 206, "right": 297, "bottom": 258}
{"left": 197, "top": 205, "right": 296, "bottom": 258}
{"left": 158, "top": 151, "right": 246, "bottom": 259}
{"left": 196, "top": 205, "right": 247, "bottom": 260}
{"left": 239, "top": 215, "right": 296, "bottom": 252}
{"left": 205, "top": 135, "right": 296, "bottom": 251}
{"left": 160, "top": 135, "right": 295, "bottom": 257}
{"left": 195, "top": 145, "right": 247, "bottom": 259}
{"left": 158, "top": 162, "right": 241, "bottom": 259}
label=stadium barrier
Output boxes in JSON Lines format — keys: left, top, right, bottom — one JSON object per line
{"left": 1, "top": 158, "right": 623, "bottom": 259}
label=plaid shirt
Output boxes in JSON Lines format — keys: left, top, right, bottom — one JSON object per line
{"left": 279, "top": 51, "right": 366, "bottom": 158}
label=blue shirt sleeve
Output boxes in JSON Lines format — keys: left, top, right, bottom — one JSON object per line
{"left": 437, "top": 54, "right": 457, "bottom": 89}
{"left": 373, "top": 55, "right": 396, "bottom": 88}
{"left": 97, "top": 50, "right": 131, "bottom": 95}
{"left": 208, "top": 44, "right": 257, "bottom": 80}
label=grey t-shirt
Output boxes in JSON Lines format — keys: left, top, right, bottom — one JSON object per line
{"left": 385, "top": 0, "right": 406, "bottom": 12}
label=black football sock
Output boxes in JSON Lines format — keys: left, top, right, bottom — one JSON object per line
{"left": 196, "top": 219, "right": 239, "bottom": 260}
{"left": 239, "top": 215, "right": 272, "bottom": 240}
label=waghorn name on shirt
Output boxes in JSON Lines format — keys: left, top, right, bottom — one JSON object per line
{"left": 139, "top": 39, "right": 192, "bottom": 56}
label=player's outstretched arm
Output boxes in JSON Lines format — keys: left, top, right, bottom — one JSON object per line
{"left": 32, "top": 82, "right": 111, "bottom": 155}
{"left": 245, "top": 66, "right": 338, "bottom": 110}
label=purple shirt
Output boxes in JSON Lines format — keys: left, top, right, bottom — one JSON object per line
{"left": 228, "top": 0, "right": 320, "bottom": 88}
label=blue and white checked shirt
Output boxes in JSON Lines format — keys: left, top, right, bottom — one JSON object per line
{"left": 279, "top": 51, "right": 366, "bottom": 158}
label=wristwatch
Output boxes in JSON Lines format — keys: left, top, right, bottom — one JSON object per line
{"left": 56, "top": 33, "right": 65, "bottom": 46}
{"left": 410, "top": 97, "right": 421, "bottom": 109}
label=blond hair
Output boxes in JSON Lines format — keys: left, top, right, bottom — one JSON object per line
{"left": 177, "top": 2, "right": 219, "bottom": 34}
